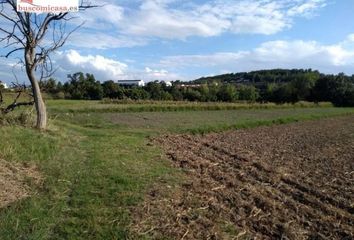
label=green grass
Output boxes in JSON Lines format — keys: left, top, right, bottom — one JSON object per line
{"left": 47, "top": 99, "right": 333, "bottom": 114}
{"left": 0, "top": 123, "right": 177, "bottom": 239}
{"left": 0, "top": 100, "right": 354, "bottom": 239}
{"left": 55, "top": 107, "right": 354, "bottom": 134}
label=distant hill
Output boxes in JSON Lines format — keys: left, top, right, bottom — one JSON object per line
{"left": 190, "top": 69, "right": 322, "bottom": 86}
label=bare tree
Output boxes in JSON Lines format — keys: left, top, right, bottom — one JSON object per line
{"left": 0, "top": 0, "right": 95, "bottom": 129}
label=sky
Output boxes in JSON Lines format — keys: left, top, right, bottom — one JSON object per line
{"left": 0, "top": 0, "right": 354, "bottom": 84}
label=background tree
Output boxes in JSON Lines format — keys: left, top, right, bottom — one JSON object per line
{"left": 184, "top": 88, "right": 202, "bottom": 101}
{"left": 170, "top": 86, "right": 184, "bottom": 101}
{"left": 0, "top": 0, "right": 95, "bottom": 129}
{"left": 126, "top": 87, "right": 150, "bottom": 100}
{"left": 217, "top": 84, "right": 238, "bottom": 102}
{"left": 198, "top": 84, "right": 210, "bottom": 102}
{"left": 311, "top": 74, "right": 354, "bottom": 106}
{"left": 145, "top": 81, "right": 165, "bottom": 100}
{"left": 102, "top": 80, "right": 124, "bottom": 99}
{"left": 64, "top": 72, "right": 103, "bottom": 100}
{"left": 238, "top": 85, "right": 259, "bottom": 102}
{"left": 39, "top": 78, "right": 61, "bottom": 94}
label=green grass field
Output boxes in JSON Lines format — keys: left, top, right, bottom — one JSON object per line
{"left": 1, "top": 100, "right": 354, "bottom": 239}
{"left": 47, "top": 99, "right": 333, "bottom": 114}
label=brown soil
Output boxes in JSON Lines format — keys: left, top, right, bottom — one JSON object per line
{"left": 0, "top": 159, "right": 42, "bottom": 208}
{"left": 132, "top": 116, "right": 354, "bottom": 239}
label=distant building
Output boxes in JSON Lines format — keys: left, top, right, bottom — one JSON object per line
{"left": 117, "top": 80, "right": 145, "bottom": 87}
{"left": 235, "top": 78, "right": 250, "bottom": 84}
{"left": 0, "top": 81, "right": 8, "bottom": 89}
{"left": 175, "top": 83, "right": 202, "bottom": 89}
{"left": 164, "top": 81, "right": 172, "bottom": 87}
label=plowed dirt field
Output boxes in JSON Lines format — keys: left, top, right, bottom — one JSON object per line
{"left": 134, "top": 116, "right": 354, "bottom": 239}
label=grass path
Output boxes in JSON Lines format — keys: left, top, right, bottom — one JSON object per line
{"left": 0, "top": 122, "right": 175, "bottom": 239}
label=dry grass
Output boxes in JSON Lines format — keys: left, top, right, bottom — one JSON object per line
{"left": 0, "top": 159, "right": 42, "bottom": 208}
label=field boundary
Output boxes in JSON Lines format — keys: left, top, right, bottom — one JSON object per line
{"left": 49, "top": 101, "right": 334, "bottom": 114}
{"left": 182, "top": 111, "right": 354, "bottom": 134}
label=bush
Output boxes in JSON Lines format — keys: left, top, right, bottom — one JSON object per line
{"left": 184, "top": 88, "right": 202, "bottom": 101}
{"left": 53, "top": 91, "right": 65, "bottom": 99}
{"left": 238, "top": 85, "right": 259, "bottom": 102}
{"left": 217, "top": 84, "right": 238, "bottom": 102}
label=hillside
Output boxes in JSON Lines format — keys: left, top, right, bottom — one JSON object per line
{"left": 191, "top": 69, "right": 322, "bottom": 85}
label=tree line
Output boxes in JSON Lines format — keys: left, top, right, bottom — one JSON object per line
{"left": 39, "top": 70, "right": 354, "bottom": 107}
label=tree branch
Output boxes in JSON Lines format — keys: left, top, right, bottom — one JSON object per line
{"left": 0, "top": 83, "right": 34, "bottom": 114}
{"left": 3, "top": 47, "right": 25, "bottom": 58}
{"left": 0, "top": 88, "right": 3, "bottom": 106}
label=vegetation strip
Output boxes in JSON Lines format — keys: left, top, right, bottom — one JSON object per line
{"left": 183, "top": 111, "right": 354, "bottom": 134}
{"left": 47, "top": 101, "right": 333, "bottom": 114}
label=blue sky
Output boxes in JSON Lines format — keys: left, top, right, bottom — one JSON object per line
{"left": 1, "top": 0, "right": 354, "bottom": 84}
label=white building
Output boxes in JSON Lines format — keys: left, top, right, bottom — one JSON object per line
{"left": 164, "top": 81, "right": 172, "bottom": 87}
{"left": 117, "top": 80, "right": 145, "bottom": 87}
{"left": 0, "top": 81, "right": 8, "bottom": 89}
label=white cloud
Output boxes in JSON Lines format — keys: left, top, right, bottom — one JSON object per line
{"left": 160, "top": 52, "right": 247, "bottom": 67}
{"left": 0, "top": 59, "right": 21, "bottom": 83}
{"left": 60, "top": 50, "right": 128, "bottom": 78}
{"left": 287, "top": 0, "right": 327, "bottom": 17}
{"left": 52, "top": 50, "right": 181, "bottom": 81}
{"left": 68, "top": 32, "right": 148, "bottom": 49}
{"left": 75, "top": 2, "right": 125, "bottom": 29}
{"left": 145, "top": 67, "right": 168, "bottom": 74}
{"left": 63, "top": 0, "right": 328, "bottom": 48}
{"left": 118, "top": 0, "right": 326, "bottom": 39}
{"left": 158, "top": 34, "right": 354, "bottom": 75}
{"left": 231, "top": 15, "right": 288, "bottom": 35}
{"left": 63, "top": 2, "right": 146, "bottom": 49}
{"left": 144, "top": 67, "right": 175, "bottom": 79}
{"left": 200, "top": 0, "right": 290, "bottom": 35}
{"left": 121, "top": 0, "right": 230, "bottom": 39}
{"left": 0, "top": 49, "right": 182, "bottom": 83}
{"left": 252, "top": 39, "right": 354, "bottom": 67}
{"left": 346, "top": 34, "right": 354, "bottom": 42}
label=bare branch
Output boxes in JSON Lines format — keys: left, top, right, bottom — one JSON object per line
{"left": 3, "top": 47, "right": 25, "bottom": 58}
{"left": 2, "top": 100, "right": 34, "bottom": 114}
{"left": 0, "top": 88, "right": 3, "bottom": 106}
{"left": 0, "top": 83, "right": 34, "bottom": 114}
{"left": 79, "top": 0, "right": 102, "bottom": 10}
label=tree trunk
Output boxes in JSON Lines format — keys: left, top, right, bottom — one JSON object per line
{"left": 25, "top": 49, "right": 47, "bottom": 130}
{"left": 31, "top": 75, "right": 47, "bottom": 130}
